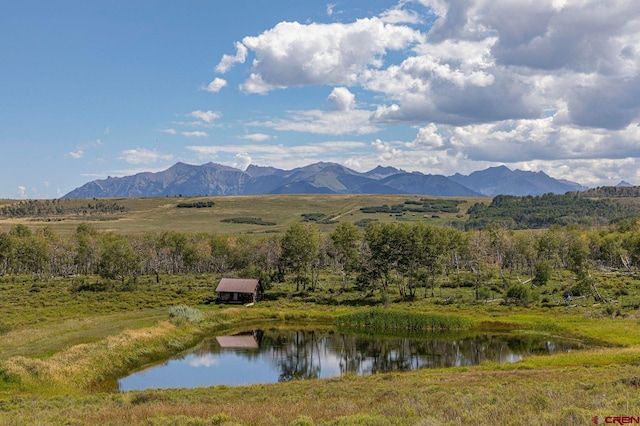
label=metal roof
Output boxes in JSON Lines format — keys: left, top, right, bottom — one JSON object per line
{"left": 215, "top": 278, "right": 260, "bottom": 293}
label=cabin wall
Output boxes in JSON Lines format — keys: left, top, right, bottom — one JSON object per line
{"left": 217, "top": 291, "right": 257, "bottom": 304}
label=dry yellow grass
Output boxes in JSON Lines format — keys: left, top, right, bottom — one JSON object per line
{"left": 3, "top": 320, "right": 195, "bottom": 394}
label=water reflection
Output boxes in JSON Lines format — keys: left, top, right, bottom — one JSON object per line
{"left": 118, "top": 328, "right": 585, "bottom": 391}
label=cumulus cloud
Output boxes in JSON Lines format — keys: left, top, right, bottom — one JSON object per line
{"left": 327, "top": 87, "right": 356, "bottom": 111}
{"left": 409, "top": 123, "right": 445, "bottom": 149}
{"left": 403, "top": 0, "right": 640, "bottom": 129}
{"left": 188, "top": 110, "right": 221, "bottom": 124}
{"left": 215, "top": 41, "right": 248, "bottom": 74}
{"left": 233, "top": 153, "right": 252, "bottom": 170}
{"left": 119, "top": 148, "right": 174, "bottom": 165}
{"left": 68, "top": 150, "right": 84, "bottom": 159}
{"left": 203, "top": 77, "right": 228, "bottom": 93}
{"left": 161, "top": 128, "right": 177, "bottom": 135}
{"left": 220, "top": 0, "right": 640, "bottom": 130}
{"left": 372, "top": 138, "right": 404, "bottom": 161}
{"left": 16, "top": 186, "right": 27, "bottom": 198}
{"left": 231, "top": 18, "right": 422, "bottom": 94}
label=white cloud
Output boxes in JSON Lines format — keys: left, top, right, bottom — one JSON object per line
{"left": 215, "top": 41, "right": 248, "bottom": 74}
{"left": 409, "top": 114, "right": 640, "bottom": 164}
{"left": 372, "top": 138, "right": 404, "bottom": 161}
{"left": 119, "top": 148, "right": 174, "bottom": 165}
{"left": 16, "top": 186, "right": 26, "bottom": 198}
{"left": 240, "top": 133, "right": 274, "bottom": 142}
{"left": 188, "top": 110, "right": 221, "bottom": 124}
{"left": 67, "top": 138, "right": 103, "bottom": 160}
{"left": 224, "top": 0, "right": 640, "bottom": 130}
{"left": 161, "top": 128, "right": 177, "bottom": 135}
{"left": 409, "top": 123, "right": 445, "bottom": 149}
{"left": 182, "top": 131, "right": 209, "bottom": 138}
{"left": 375, "top": 2, "right": 640, "bottom": 128}
{"left": 259, "top": 109, "right": 377, "bottom": 135}
{"left": 380, "top": 7, "right": 422, "bottom": 24}
{"left": 232, "top": 18, "right": 422, "bottom": 94}
{"left": 204, "top": 77, "right": 228, "bottom": 93}
{"left": 233, "top": 153, "right": 252, "bottom": 170}
{"left": 255, "top": 87, "right": 377, "bottom": 135}
{"left": 187, "top": 140, "right": 367, "bottom": 168}
{"left": 327, "top": 87, "right": 355, "bottom": 111}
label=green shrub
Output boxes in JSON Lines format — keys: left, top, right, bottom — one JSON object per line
{"left": 221, "top": 217, "right": 276, "bottom": 226}
{"left": 0, "top": 323, "right": 10, "bottom": 335}
{"left": 505, "top": 284, "right": 538, "bottom": 306}
{"left": 477, "top": 286, "right": 493, "bottom": 301}
{"left": 168, "top": 305, "right": 203, "bottom": 324}
{"left": 176, "top": 201, "right": 215, "bottom": 209}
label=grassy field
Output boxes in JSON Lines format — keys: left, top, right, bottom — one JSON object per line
{"left": 2, "top": 272, "right": 640, "bottom": 425}
{"left": 0, "top": 194, "right": 482, "bottom": 235}
{"left": 2, "top": 194, "right": 640, "bottom": 424}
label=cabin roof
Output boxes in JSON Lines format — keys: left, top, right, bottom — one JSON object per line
{"left": 215, "top": 278, "right": 260, "bottom": 294}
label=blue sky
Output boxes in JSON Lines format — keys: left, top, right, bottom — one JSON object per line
{"left": 2, "top": 1, "right": 640, "bottom": 198}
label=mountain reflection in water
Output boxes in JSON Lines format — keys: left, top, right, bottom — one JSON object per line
{"left": 118, "top": 328, "right": 585, "bottom": 391}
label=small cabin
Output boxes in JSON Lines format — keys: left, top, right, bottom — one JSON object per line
{"left": 215, "top": 278, "right": 263, "bottom": 304}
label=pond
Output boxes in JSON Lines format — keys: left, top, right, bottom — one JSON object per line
{"left": 118, "top": 328, "right": 586, "bottom": 391}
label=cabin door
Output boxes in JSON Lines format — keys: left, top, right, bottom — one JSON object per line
{"left": 233, "top": 292, "right": 238, "bottom": 301}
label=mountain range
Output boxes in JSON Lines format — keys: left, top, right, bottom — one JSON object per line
{"left": 63, "top": 162, "right": 587, "bottom": 199}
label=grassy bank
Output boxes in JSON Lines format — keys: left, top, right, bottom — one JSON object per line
{"left": 2, "top": 354, "right": 640, "bottom": 425}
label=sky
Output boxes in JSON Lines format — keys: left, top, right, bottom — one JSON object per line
{"left": 2, "top": 0, "right": 640, "bottom": 199}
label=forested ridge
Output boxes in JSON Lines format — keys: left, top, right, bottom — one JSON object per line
{"left": 466, "top": 191, "right": 640, "bottom": 229}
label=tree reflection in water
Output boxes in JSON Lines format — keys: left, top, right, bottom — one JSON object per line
{"left": 202, "top": 329, "right": 585, "bottom": 382}
{"left": 119, "top": 328, "right": 587, "bottom": 390}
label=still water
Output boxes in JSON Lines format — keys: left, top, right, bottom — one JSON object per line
{"left": 119, "top": 328, "right": 585, "bottom": 391}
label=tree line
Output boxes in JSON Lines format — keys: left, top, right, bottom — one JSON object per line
{"left": 0, "top": 199, "right": 125, "bottom": 218}
{"left": 2, "top": 219, "right": 640, "bottom": 302}
{"left": 466, "top": 192, "right": 639, "bottom": 229}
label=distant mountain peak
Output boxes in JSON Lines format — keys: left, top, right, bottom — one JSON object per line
{"left": 616, "top": 180, "right": 633, "bottom": 187}
{"left": 449, "top": 166, "right": 585, "bottom": 197}
{"left": 364, "top": 165, "right": 401, "bottom": 180}
{"left": 62, "top": 162, "right": 586, "bottom": 199}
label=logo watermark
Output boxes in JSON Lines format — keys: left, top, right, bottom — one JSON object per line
{"left": 592, "top": 416, "right": 640, "bottom": 425}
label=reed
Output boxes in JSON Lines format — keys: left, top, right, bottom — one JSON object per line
{"left": 335, "top": 309, "right": 469, "bottom": 332}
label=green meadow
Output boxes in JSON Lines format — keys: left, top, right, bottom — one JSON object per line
{"left": 1, "top": 195, "right": 640, "bottom": 425}
{"left": 0, "top": 194, "right": 477, "bottom": 235}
